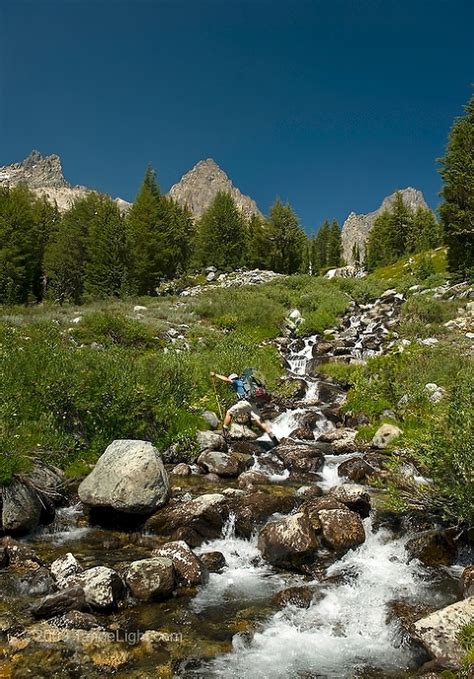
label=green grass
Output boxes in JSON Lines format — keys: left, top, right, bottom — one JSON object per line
{"left": 370, "top": 246, "right": 448, "bottom": 283}
{"left": 0, "top": 275, "right": 354, "bottom": 481}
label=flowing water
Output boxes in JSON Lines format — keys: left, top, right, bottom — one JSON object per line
{"left": 183, "top": 331, "right": 457, "bottom": 677}
{"left": 4, "top": 317, "right": 461, "bottom": 678}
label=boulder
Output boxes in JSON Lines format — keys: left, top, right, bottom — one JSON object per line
{"left": 238, "top": 470, "right": 269, "bottom": 488}
{"left": 258, "top": 512, "right": 319, "bottom": 567}
{"left": 272, "top": 585, "right": 314, "bottom": 609}
{"left": 76, "top": 566, "right": 125, "bottom": 610}
{"left": 124, "top": 557, "right": 175, "bottom": 601}
{"left": 197, "top": 450, "right": 246, "bottom": 477}
{"left": 50, "top": 553, "right": 83, "bottom": 588}
{"left": 289, "top": 427, "right": 315, "bottom": 441}
{"left": 328, "top": 484, "right": 371, "bottom": 517}
{"left": 232, "top": 492, "right": 298, "bottom": 538}
{"left": 144, "top": 493, "right": 229, "bottom": 546}
{"left": 320, "top": 428, "right": 357, "bottom": 454}
{"left": 229, "top": 441, "right": 266, "bottom": 456}
{"left": 171, "top": 463, "right": 191, "bottom": 476}
{"left": 318, "top": 509, "right": 365, "bottom": 553}
{"left": 199, "top": 551, "right": 226, "bottom": 573}
{"left": 196, "top": 430, "right": 227, "bottom": 453}
{"left": 296, "top": 485, "right": 323, "bottom": 499}
{"left": 152, "top": 541, "right": 204, "bottom": 587}
{"left": 31, "top": 585, "right": 87, "bottom": 618}
{"left": 372, "top": 424, "right": 403, "bottom": 449}
{"left": 229, "top": 422, "right": 259, "bottom": 440}
{"left": 27, "top": 567, "right": 55, "bottom": 596}
{"left": 1, "top": 537, "right": 43, "bottom": 567}
{"left": 405, "top": 529, "right": 458, "bottom": 566}
{"left": 412, "top": 597, "right": 474, "bottom": 663}
{"left": 337, "top": 457, "right": 376, "bottom": 483}
{"left": 202, "top": 410, "right": 220, "bottom": 430}
{"left": 461, "top": 565, "right": 474, "bottom": 598}
{"left": 78, "top": 440, "right": 170, "bottom": 515}
{"left": 1, "top": 481, "right": 43, "bottom": 535}
{"left": 273, "top": 442, "right": 325, "bottom": 475}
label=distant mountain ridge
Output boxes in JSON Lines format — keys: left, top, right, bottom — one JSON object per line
{"left": 169, "top": 158, "right": 262, "bottom": 220}
{"left": 341, "top": 188, "right": 429, "bottom": 265}
{"left": 0, "top": 150, "right": 131, "bottom": 213}
{"left": 0, "top": 152, "right": 261, "bottom": 220}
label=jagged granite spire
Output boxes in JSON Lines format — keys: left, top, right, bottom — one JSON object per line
{"left": 0, "top": 150, "right": 131, "bottom": 213}
{"left": 169, "top": 158, "right": 261, "bottom": 220}
{"left": 341, "top": 187, "right": 429, "bottom": 265}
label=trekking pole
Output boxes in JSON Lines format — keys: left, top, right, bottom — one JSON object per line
{"left": 211, "top": 376, "right": 224, "bottom": 421}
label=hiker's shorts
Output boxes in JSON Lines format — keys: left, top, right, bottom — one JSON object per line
{"left": 227, "top": 399, "right": 262, "bottom": 422}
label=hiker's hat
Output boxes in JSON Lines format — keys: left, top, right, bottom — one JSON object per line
{"left": 228, "top": 373, "right": 239, "bottom": 380}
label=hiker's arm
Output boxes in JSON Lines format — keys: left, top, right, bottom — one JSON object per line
{"left": 210, "top": 372, "right": 231, "bottom": 383}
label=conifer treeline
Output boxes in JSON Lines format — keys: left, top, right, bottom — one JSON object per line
{"left": 0, "top": 168, "right": 317, "bottom": 304}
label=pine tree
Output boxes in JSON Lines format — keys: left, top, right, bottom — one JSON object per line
{"left": 439, "top": 95, "right": 474, "bottom": 278}
{"left": 267, "top": 199, "right": 306, "bottom": 274}
{"left": 83, "top": 195, "right": 130, "bottom": 298}
{"left": 196, "top": 192, "right": 247, "bottom": 269}
{"left": 312, "top": 220, "right": 331, "bottom": 274}
{"left": 366, "top": 211, "right": 392, "bottom": 271}
{"left": 386, "top": 191, "right": 412, "bottom": 258}
{"left": 161, "top": 198, "right": 195, "bottom": 278}
{"left": 247, "top": 214, "right": 272, "bottom": 269}
{"left": 127, "top": 166, "right": 170, "bottom": 294}
{"left": 327, "top": 220, "right": 342, "bottom": 267}
{"left": 352, "top": 243, "right": 361, "bottom": 267}
{"left": 408, "top": 207, "right": 442, "bottom": 253}
{"left": 44, "top": 193, "right": 99, "bottom": 303}
{"left": 0, "top": 185, "right": 49, "bottom": 304}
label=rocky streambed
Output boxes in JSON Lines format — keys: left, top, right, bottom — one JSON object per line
{"left": 0, "top": 290, "right": 472, "bottom": 679}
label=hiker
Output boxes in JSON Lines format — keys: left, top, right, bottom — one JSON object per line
{"left": 210, "top": 371, "right": 279, "bottom": 444}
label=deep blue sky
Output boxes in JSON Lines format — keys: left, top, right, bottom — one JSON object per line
{"left": 1, "top": 0, "right": 472, "bottom": 233}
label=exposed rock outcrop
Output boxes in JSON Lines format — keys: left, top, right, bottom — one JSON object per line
{"left": 78, "top": 439, "right": 170, "bottom": 517}
{"left": 169, "top": 158, "right": 261, "bottom": 221}
{"left": 341, "top": 188, "right": 429, "bottom": 265}
{"left": 0, "top": 150, "right": 130, "bottom": 213}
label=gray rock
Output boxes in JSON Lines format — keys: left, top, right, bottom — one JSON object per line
{"left": 76, "top": 566, "right": 124, "bottom": 610}
{"left": 341, "top": 188, "right": 429, "bottom": 265}
{"left": 199, "top": 551, "right": 226, "bottom": 573}
{"left": 257, "top": 512, "right": 319, "bottom": 567}
{"left": 50, "top": 553, "right": 83, "bottom": 588}
{"left": 328, "top": 484, "right": 371, "bottom": 517}
{"left": 152, "top": 540, "right": 204, "bottom": 586}
{"left": 461, "top": 565, "right": 474, "bottom": 598}
{"left": 196, "top": 430, "right": 227, "bottom": 453}
{"left": 31, "top": 585, "right": 86, "bottom": 618}
{"left": 372, "top": 423, "right": 403, "bottom": 449}
{"left": 171, "top": 463, "right": 191, "bottom": 476}
{"left": 412, "top": 597, "right": 474, "bottom": 663}
{"left": 169, "top": 159, "right": 261, "bottom": 221}
{"left": 318, "top": 509, "right": 365, "bottom": 553}
{"left": 78, "top": 439, "right": 170, "bottom": 515}
{"left": 202, "top": 410, "right": 220, "bottom": 429}
{"left": 1, "top": 481, "right": 43, "bottom": 535}
{"left": 125, "top": 557, "right": 175, "bottom": 601}
{"left": 197, "top": 450, "right": 246, "bottom": 477}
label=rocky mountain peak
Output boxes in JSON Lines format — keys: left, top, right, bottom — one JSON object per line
{"left": 0, "top": 150, "right": 69, "bottom": 190}
{"left": 0, "top": 150, "right": 131, "bottom": 213}
{"left": 341, "top": 187, "right": 429, "bottom": 265}
{"left": 169, "top": 158, "right": 261, "bottom": 221}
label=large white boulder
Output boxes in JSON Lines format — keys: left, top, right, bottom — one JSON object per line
{"left": 413, "top": 596, "right": 474, "bottom": 663}
{"left": 78, "top": 440, "right": 170, "bottom": 514}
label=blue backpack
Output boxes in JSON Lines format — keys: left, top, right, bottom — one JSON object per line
{"left": 240, "top": 368, "right": 270, "bottom": 404}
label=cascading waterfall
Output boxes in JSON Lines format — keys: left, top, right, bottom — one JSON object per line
{"left": 207, "top": 520, "right": 439, "bottom": 679}
{"left": 189, "top": 323, "right": 454, "bottom": 678}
